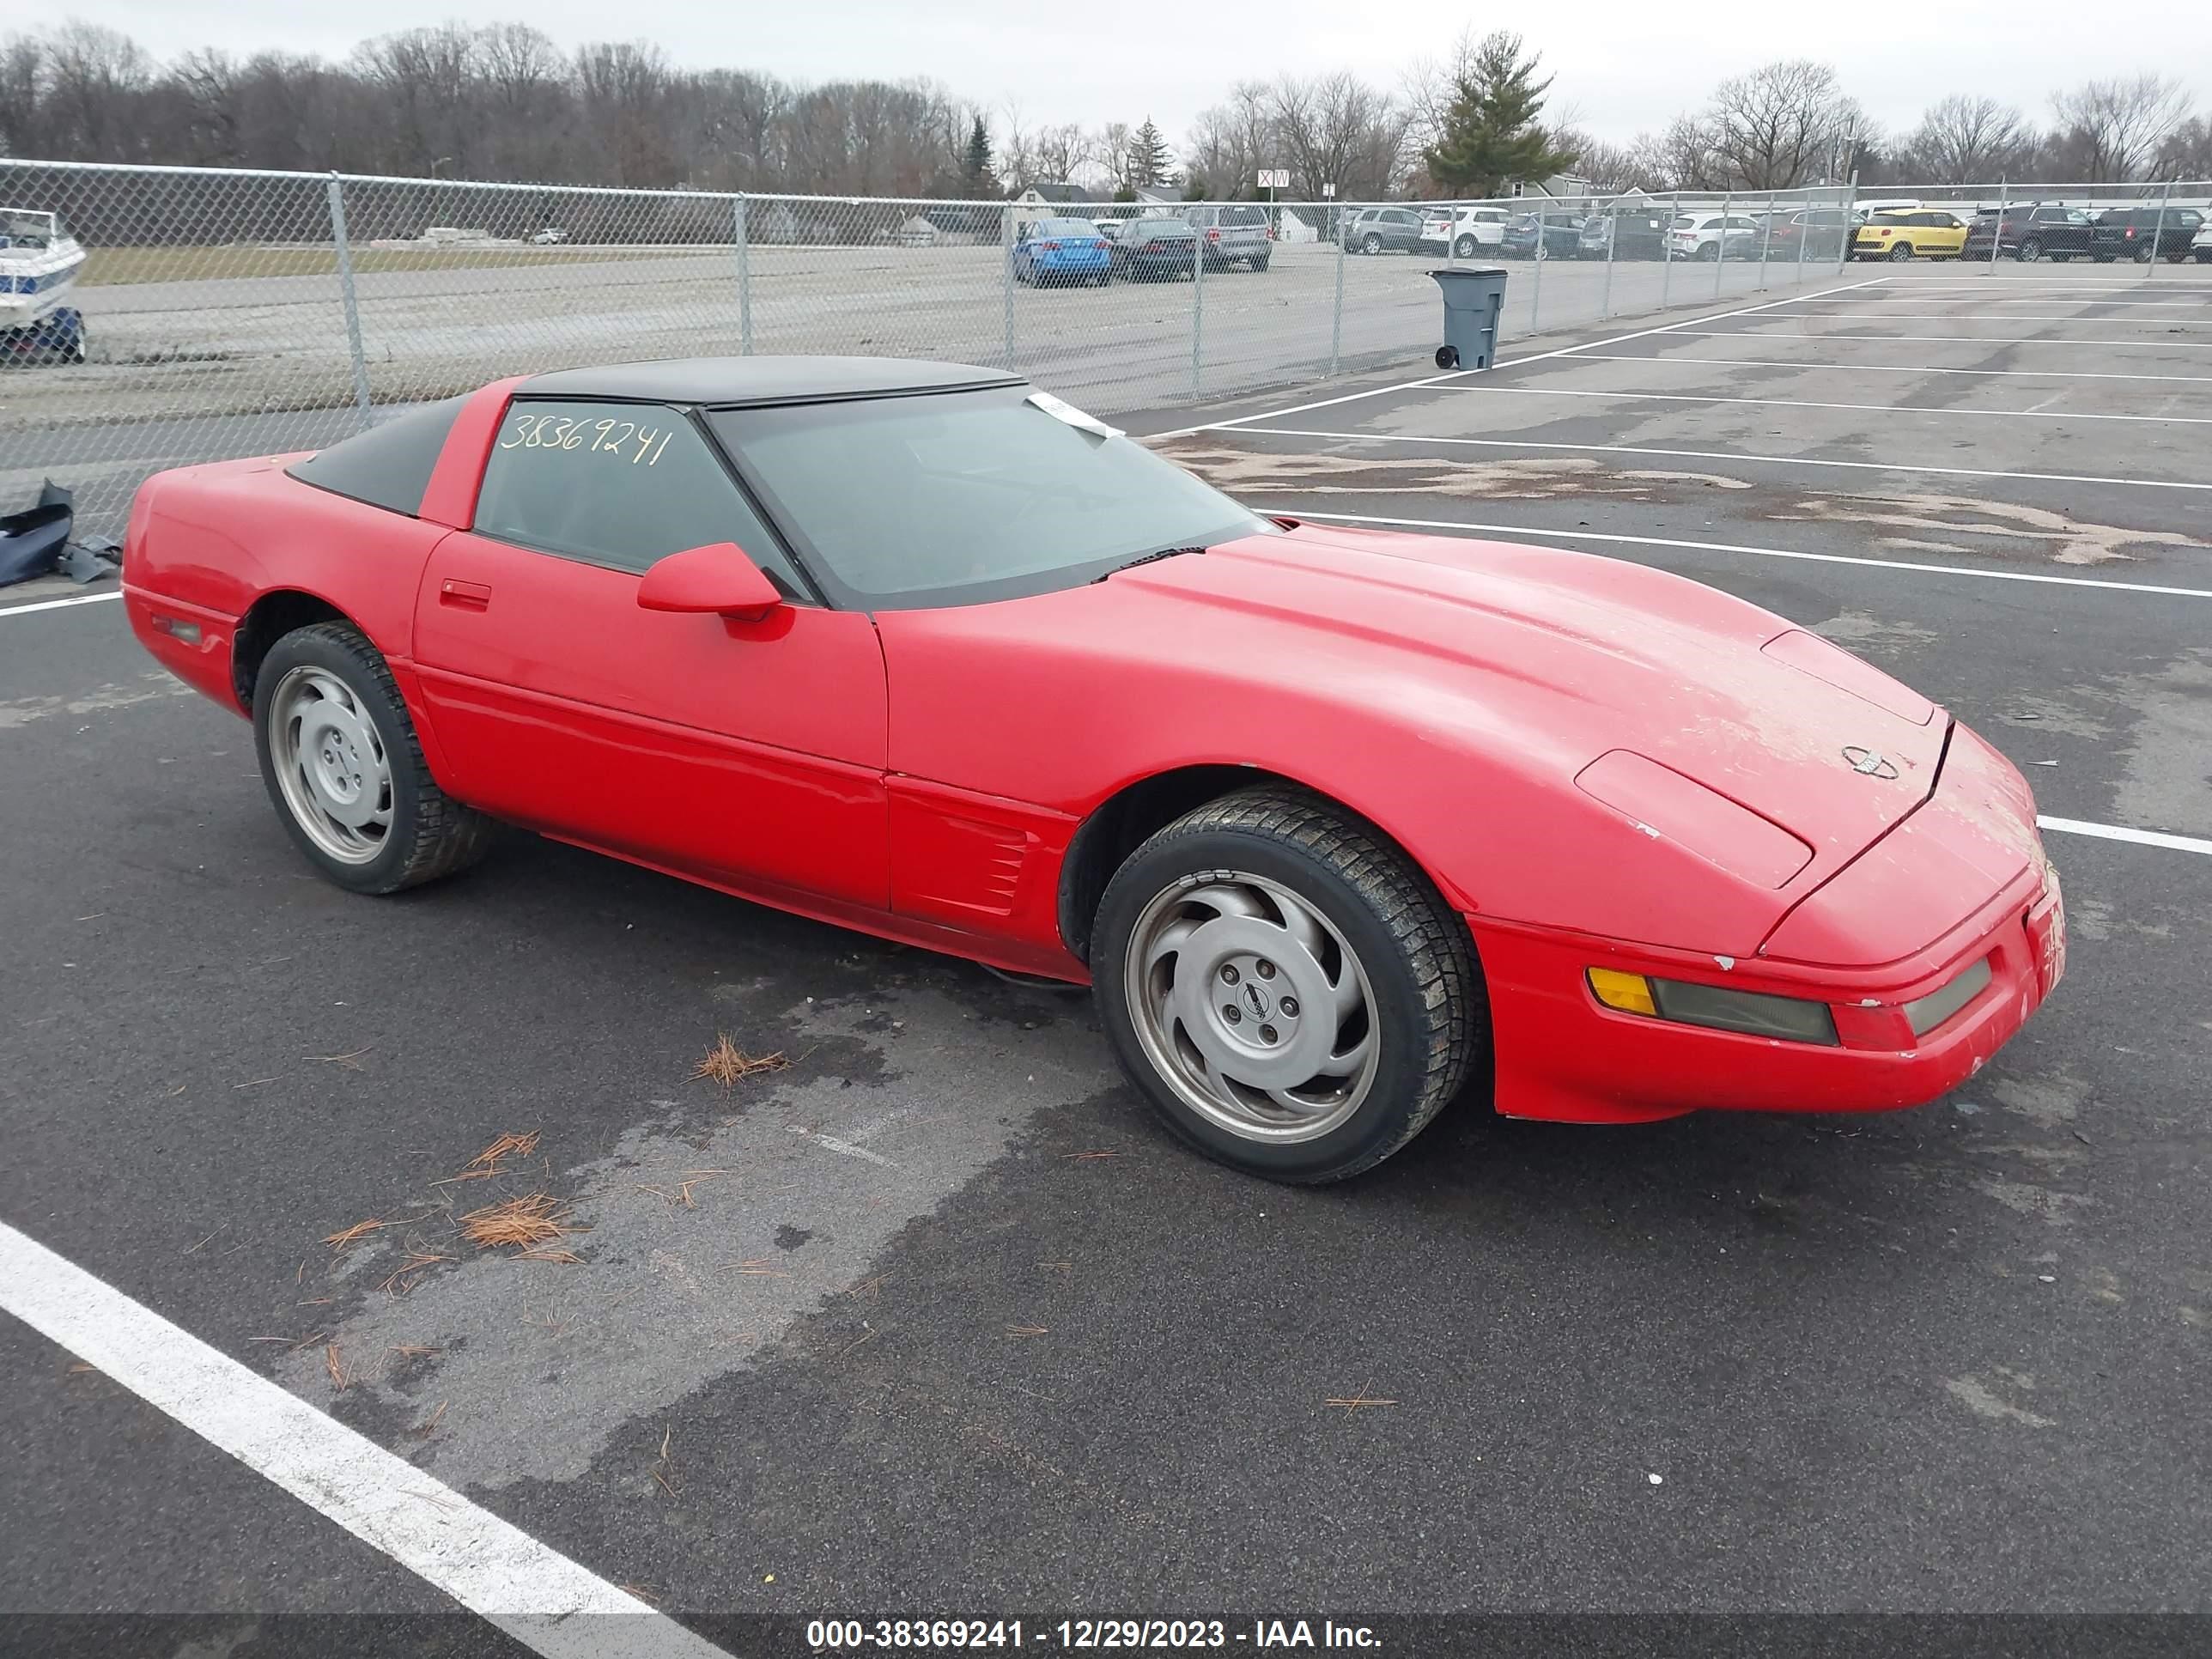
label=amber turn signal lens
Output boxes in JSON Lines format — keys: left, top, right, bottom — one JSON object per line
{"left": 1586, "top": 968, "right": 1657, "bottom": 1016}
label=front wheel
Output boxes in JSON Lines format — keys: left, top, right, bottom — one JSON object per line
{"left": 253, "top": 622, "right": 499, "bottom": 895}
{"left": 1091, "top": 789, "right": 1487, "bottom": 1184}
{"left": 1434, "top": 344, "right": 1459, "bottom": 369}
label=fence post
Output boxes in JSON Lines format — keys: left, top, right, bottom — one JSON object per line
{"left": 1758, "top": 190, "right": 1775, "bottom": 289}
{"left": 1714, "top": 189, "right": 1731, "bottom": 297}
{"left": 325, "top": 173, "right": 373, "bottom": 430}
{"left": 1601, "top": 198, "right": 1616, "bottom": 319}
{"left": 1528, "top": 203, "right": 1544, "bottom": 330}
{"left": 2148, "top": 177, "right": 2173, "bottom": 278}
{"left": 1662, "top": 192, "right": 1677, "bottom": 310}
{"left": 1191, "top": 216, "right": 1207, "bottom": 398}
{"left": 1835, "top": 176, "right": 1856, "bottom": 273}
{"left": 1329, "top": 206, "right": 1346, "bottom": 375}
{"left": 1001, "top": 203, "right": 1015, "bottom": 368}
{"left": 733, "top": 194, "right": 753, "bottom": 355}
{"left": 1795, "top": 191, "right": 1808, "bottom": 283}
{"left": 1990, "top": 179, "right": 2006, "bottom": 270}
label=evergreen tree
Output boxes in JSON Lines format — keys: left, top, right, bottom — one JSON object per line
{"left": 1424, "top": 32, "right": 1577, "bottom": 198}
{"left": 1126, "top": 117, "right": 1170, "bottom": 188}
{"left": 961, "top": 115, "right": 996, "bottom": 198}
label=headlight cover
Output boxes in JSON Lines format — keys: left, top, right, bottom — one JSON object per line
{"left": 1587, "top": 969, "right": 1839, "bottom": 1045}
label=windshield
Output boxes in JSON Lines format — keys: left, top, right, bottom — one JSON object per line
{"left": 710, "top": 386, "right": 1277, "bottom": 610}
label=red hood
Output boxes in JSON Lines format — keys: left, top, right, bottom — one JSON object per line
{"left": 879, "top": 522, "right": 1964, "bottom": 957}
{"left": 1131, "top": 524, "right": 1946, "bottom": 861}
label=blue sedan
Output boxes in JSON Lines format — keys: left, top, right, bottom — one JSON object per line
{"left": 1013, "top": 217, "right": 1114, "bottom": 287}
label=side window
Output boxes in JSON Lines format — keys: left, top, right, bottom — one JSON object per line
{"left": 474, "top": 399, "right": 805, "bottom": 596}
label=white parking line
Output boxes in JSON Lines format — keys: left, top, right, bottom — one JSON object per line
{"left": 1667, "top": 327, "right": 2212, "bottom": 350}
{"left": 1260, "top": 507, "right": 2212, "bottom": 599}
{"left": 0, "top": 590, "right": 121, "bottom": 620}
{"left": 2036, "top": 817, "right": 2212, "bottom": 856}
{"left": 1238, "top": 427, "right": 2212, "bottom": 494}
{"left": 1766, "top": 311, "right": 2212, "bottom": 325}
{"left": 1787, "top": 295, "right": 2212, "bottom": 307}
{"left": 1416, "top": 382, "right": 2212, "bottom": 425}
{"left": 1564, "top": 351, "right": 2212, "bottom": 386}
{"left": 0, "top": 1219, "right": 733, "bottom": 1659}
{"left": 1148, "top": 276, "right": 1889, "bottom": 439}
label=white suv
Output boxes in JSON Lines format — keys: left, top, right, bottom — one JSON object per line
{"left": 1419, "top": 207, "right": 1510, "bottom": 257}
{"left": 1668, "top": 211, "right": 1761, "bottom": 260}
{"left": 2196, "top": 222, "right": 2212, "bottom": 264}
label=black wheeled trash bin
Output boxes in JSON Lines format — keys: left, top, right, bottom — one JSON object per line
{"left": 1429, "top": 267, "right": 1508, "bottom": 370}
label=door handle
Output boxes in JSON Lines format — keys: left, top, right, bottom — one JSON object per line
{"left": 439, "top": 579, "right": 491, "bottom": 610}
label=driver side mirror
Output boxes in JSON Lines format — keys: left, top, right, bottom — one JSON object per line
{"left": 635, "top": 542, "right": 784, "bottom": 621}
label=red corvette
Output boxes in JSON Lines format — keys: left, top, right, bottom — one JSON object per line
{"left": 123, "top": 357, "right": 2066, "bottom": 1182}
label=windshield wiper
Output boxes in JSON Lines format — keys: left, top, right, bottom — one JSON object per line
{"left": 1094, "top": 544, "right": 1207, "bottom": 582}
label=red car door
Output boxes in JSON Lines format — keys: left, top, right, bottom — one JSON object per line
{"left": 410, "top": 398, "right": 889, "bottom": 909}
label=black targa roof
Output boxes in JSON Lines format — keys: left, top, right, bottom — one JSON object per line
{"left": 518, "top": 356, "right": 1023, "bottom": 409}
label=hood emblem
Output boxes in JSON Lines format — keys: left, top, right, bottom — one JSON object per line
{"left": 1842, "top": 745, "right": 1899, "bottom": 780}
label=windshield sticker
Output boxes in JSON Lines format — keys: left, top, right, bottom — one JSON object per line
{"left": 1025, "top": 391, "right": 1123, "bottom": 441}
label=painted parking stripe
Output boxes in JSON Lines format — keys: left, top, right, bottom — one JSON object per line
{"left": 2035, "top": 817, "right": 2212, "bottom": 856}
{"left": 1149, "top": 276, "right": 1890, "bottom": 439}
{"left": 0, "top": 1220, "right": 734, "bottom": 1659}
{"left": 1671, "top": 326, "right": 2212, "bottom": 350}
{"left": 1765, "top": 311, "right": 2212, "bottom": 325}
{"left": 1562, "top": 350, "right": 2212, "bottom": 386}
{"left": 1237, "top": 427, "right": 2212, "bottom": 494}
{"left": 0, "top": 590, "right": 121, "bottom": 619}
{"left": 1416, "top": 382, "right": 2212, "bottom": 425}
{"left": 1252, "top": 507, "right": 2212, "bottom": 599}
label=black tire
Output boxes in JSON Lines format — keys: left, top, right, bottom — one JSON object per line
{"left": 1696, "top": 240, "right": 1717, "bottom": 261}
{"left": 1887, "top": 241, "right": 1914, "bottom": 261}
{"left": 2133, "top": 242, "right": 2154, "bottom": 264}
{"left": 2019, "top": 237, "right": 2044, "bottom": 262}
{"left": 1361, "top": 232, "right": 1383, "bottom": 254}
{"left": 1091, "top": 788, "right": 1487, "bottom": 1184}
{"left": 252, "top": 621, "right": 499, "bottom": 896}
{"left": 1435, "top": 344, "right": 1459, "bottom": 369}
{"left": 1454, "top": 234, "right": 1477, "bottom": 258}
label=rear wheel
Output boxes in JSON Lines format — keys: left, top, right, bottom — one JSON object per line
{"left": 2019, "top": 236, "right": 2045, "bottom": 262}
{"left": 1887, "top": 240, "right": 1914, "bottom": 261}
{"left": 1361, "top": 232, "right": 1383, "bottom": 254}
{"left": 1697, "top": 240, "right": 1717, "bottom": 260}
{"left": 2133, "top": 241, "right": 2154, "bottom": 264}
{"left": 253, "top": 622, "right": 499, "bottom": 896}
{"left": 1091, "top": 788, "right": 1486, "bottom": 1184}
{"left": 1454, "top": 234, "right": 1477, "bottom": 258}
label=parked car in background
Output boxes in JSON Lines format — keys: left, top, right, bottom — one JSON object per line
{"left": 1668, "top": 211, "right": 1762, "bottom": 260}
{"left": 1854, "top": 209, "right": 1971, "bottom": 261}
{"left": 2089, "top": 206, "right": 2203, "bottom": 263}
{"left": 1961, "top": 204, "right": 2094, "bottom": 263}
{"left": 1760, "top": 208, "right": 1857, "bottom": 264}
{"left": 1108, "top": 216, "right": 1198, "bottom": 282}
{"left": 1012, "top": 217, "right": 1113, "bottom": 286}
{"left": 1501, "top": 210, "right": 1583, "bottom": 259}
{"left": 1578, "top": 208, "right": 1671, "bottom": 260}
{"left": 1091, "top": 218, "right": 1130, "bottom": 243}
{"left": 1418, "top": 206, "right": 1512, "bottom": 257}
{"left": 2197, "top": 222, "right": 2212, "bottom": 263}
{"left": 1180, "top": 204, "right": 1272, "bottom": 270}
{"left": 529, "top": 228, "right": 568, "bottom": 246}
{"left": 1342, "top": 206, "right": 1425, "bottom": 254}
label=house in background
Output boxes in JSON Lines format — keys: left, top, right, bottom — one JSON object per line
{"left": 1009, "top": 182, "right": 1098, "bottom": 211}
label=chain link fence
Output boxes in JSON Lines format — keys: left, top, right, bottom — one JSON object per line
{"left": 5, "top": 156, "right": 2205, "bottom": 537}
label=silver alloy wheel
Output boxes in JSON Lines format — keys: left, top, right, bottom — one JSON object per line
{"left": 268, "top": 664, "right": 393, "bottom": 865}
{"left": 1121, "top": 871, "right": 1380, "bottom": 1143}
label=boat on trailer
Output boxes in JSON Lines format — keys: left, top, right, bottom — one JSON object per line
{"left": 0, "top": 209, "right": 88, "bottom": 362}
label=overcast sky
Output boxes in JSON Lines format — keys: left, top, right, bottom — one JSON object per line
{"left": 61, "top": 0, "right": 2212, "bottom": 149}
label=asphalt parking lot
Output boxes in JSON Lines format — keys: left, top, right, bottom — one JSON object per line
{"left": 3, "top": 261, "right": 2209, "bottom": 1652}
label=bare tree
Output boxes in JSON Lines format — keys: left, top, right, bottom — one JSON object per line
{"left": 1705, "top": 59, "right": 1863, "bottom": 189}
{"left": 1032, "top": 122, "right": 1091, "bottom": 184}
{"left": 1269, "top": 70, "right": 1408, "bottom": 201}
{"left": 37, "top": 21, "right": 154, "bottom": 160}
{"left": 1182, "top": 82, "right": 1271, "bottom": 198}
{"left": 1897, "top": 94, "right": 2032, "bottom": 182}
{"left": 2049, "top": 76, "right": 2192, "bottom": 180}
{"left": 2153, "top": 114, "right": 2212, "bottom": 181}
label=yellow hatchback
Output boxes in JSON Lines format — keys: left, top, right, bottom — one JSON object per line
{"left": 1855, "top": 210, "right": 1970, "bottom": 260}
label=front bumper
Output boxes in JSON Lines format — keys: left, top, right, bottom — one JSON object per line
{"left": 1469, "top": 861, "right": 2063, "bottom": 1125}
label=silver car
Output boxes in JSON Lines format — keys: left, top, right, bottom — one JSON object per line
{"left": 1180, "top": 204, "right": 1273, "bottom": 271}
